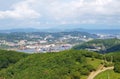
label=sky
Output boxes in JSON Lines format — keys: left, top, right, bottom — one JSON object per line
{"left": 0, "top": 0, "right": 120, "bottom": 30}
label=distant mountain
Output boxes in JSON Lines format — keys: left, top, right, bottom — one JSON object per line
{"left": 0, "top": 28, "right": 72, "bottom": 33}
{"left": 0, "top": 28, "right": 120, "bottom": 34}
{"left": 84, "top": 29, "right": 120, "bottom": 34}
{"left": 0, "top": 28, "right": 38, "bottom": 33}
{"left": 69, "top": 29, "right": 120, "bottom": 34}
{"left": 0, "top": 31, "right": 98, "bottom": 44}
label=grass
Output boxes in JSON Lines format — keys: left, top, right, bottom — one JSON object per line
{"left": 80, "top": 58, "right": 103, "bottom": 79}
{"left": 87, "top": 58, "right": 103, "bottom": 69}
{"left": 81, "top": 76, "right": 87, "bottom": 79}
{"left": 94, "top": 70, "right": 120, "bottom": 79}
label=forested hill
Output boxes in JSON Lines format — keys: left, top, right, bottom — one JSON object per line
{"left": 0, "top": 31, "right": 97, "bottom": 42}
{"left": 0, "top": 50, "right": 28, "bottom": 70}
{"left": 106, "top": 44, "right": 120, "bottom": 53}
{"left": 0, "top": 50, "right": 120, "bottom": 79}
{"left": 0, "top": 50, "right": 103, "bottom": 79}
{"left": 73, "top": 38, "right": 120, "bottom": 53}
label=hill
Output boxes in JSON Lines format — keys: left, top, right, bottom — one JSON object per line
{"left": 94, "top": 70, "right": 120, "bottom": 79}
{"left": 0, "top": 31, "right": 97, "bottom": 44}
{"left": 106, "top": 44, "right": 120, "bottom": 53}
{"left": 0, "top": 50, "right": 28, "bottom": 70}
{"left": 73, "top": 38, "right": 120, "bottom": 53}
{"left": 0, "top": 50, "right": 103, "bottom": 79}
{"left": 0, "top": 50, "right": 120, "bottom": 79}
{"left": 105, "top": 52, "right": 120, "bottom": 63}
{"left": 94, "top": 52, "right": 120, "bottom": 79}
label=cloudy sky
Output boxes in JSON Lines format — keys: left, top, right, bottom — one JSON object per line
{"left": 0, "top": 0, "right": 120, "bottom": 29}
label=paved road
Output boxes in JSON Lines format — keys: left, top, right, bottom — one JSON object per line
{"left": 87, "top": 65, "right": 114, "bottom": 79}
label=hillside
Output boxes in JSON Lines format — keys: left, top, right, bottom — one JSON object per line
{"left": 105, "top": 52, "right": 120, "bottom": 63}
{"left": 94, "top": 52, "right": 120, "bottom": 79}
{"left": 0, "top": 50, "right": 28, "bottom": 70}
{"left": 0, "top": 50, "right": 120, "bottom": 79}
{"left": 94, "top": 70, "right": 120, "bottom": 79}
{"left": 0, "top": 31, "right": 97, "bottom": 42}
{"left": 0, "top": 31, "right": 98, "bottom": 50}
{"left": 73, "top": 38, "right": 120, "bottom": 53}
{"left": 106, "top": 44, "right": 120, "bottom": 53}
{"left": 0, "top": 50, "right": 103, "bottom": 79}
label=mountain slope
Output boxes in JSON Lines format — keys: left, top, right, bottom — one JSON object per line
{"left": 73, "top": 39, "right": 120, "bottom": 53}
{"left": 0, "top": 50, "right": 28, "bottom": 70}
{"left": 106, "top": 44, "right": 120, "bottom": 53}
{"left": 0, "top": 50, "right": 103, "bottom": 79}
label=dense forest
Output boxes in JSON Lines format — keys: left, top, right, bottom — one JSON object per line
{"left": 105, "top": 52, "right": 120, "bottom": 73}
{"left": 0, "top": 49, "right": 120, "bottom": 79}
{"left": 0, "top": 50, "right": 28, "bottom": 70}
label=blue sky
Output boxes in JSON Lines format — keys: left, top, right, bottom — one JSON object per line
{"left": 0, "top": 0, "right": 120, "bottom": 30}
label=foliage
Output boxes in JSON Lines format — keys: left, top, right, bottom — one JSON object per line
{"left": 114, "top": 62, "right": 120, "bottom": 73}
{"left": 105, "top": 52, "right": 120, "bottom": 62}
{"left": 106, "top": 44, "right": 120, "bottom": 53}
{"left": 0, "top": 50, "right": 100, "bottom": 79}
{"left": 0, "top": 49, "right": 120, "bottom": 79}
{"left": 0, "top": 50, "right": 28, "bottom": 70}
{"left": 104, "top": 52, "right": 120, "bottom": 73}
{"left": 94, "top": 70, "right": 120, "bottom": 79}
{"left": 73, "top": 38, "right": 120, "bottom": 53}
{"left": 86, "top": 58, "right": 103, "bottom": 70}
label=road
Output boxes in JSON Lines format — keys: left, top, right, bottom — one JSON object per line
{"left": 87, "top": 65, "right": 114, "bottom": 79}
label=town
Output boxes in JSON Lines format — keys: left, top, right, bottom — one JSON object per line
{"left": 0, "top": 31, "right": 120, "bottom": 53}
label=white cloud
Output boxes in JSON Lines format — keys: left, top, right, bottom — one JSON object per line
{"left": 0, "top": 0, "right": 120, "bottom": 27}
{"left": 46, "top": 0, "right": 120, "bottom": 19}
{"left": 0, "top": 0, "right": 40, "bottom": 19}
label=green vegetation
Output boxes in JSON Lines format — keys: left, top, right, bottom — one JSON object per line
{"left": 86, "top": 58, "right": 103, "bottom": 69}
{"left": 0, "top": 48, "right": 120, "bottom": 79}
{"left": 105, "top": 52, "right": 120, "bottom": 62}
{"left": 105, "top": 52, "right": 120, "bottom": 70}
{"left": 114, "top": 62, "right": 120, "bottom": 73}
{"left": 73, "top": 38, "right": 120, "bottom": 53}
{"left": 94, "top": 52, "right": 120, "bottom": 79}
{"left": 73, "top": 38, "right": 120, "bottom": 79}
{"left": 0, "top": 50, "right": 28, "bottom": 70}
{"left": 106, "top": 44, "right": 120, "bottom": 53}
{"left": 0, "top": 50, "right": 103, "bottom": 79}
{"left": 94, "top": 70, "right": 120, "bottom": 79}
{"left": 0, "top": 32, "right": 97, "bottom": 44}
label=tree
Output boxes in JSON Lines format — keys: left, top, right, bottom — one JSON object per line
{"left": 114, "top": 62, "right": 120, "bottom": 73}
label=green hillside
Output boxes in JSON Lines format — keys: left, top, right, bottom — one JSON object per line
{"left": 0, "top": 50, "right": 120, "bottom": 79}
{"left": 94, "top": 70, "right": 120, "bottom": 79}
{"left": 94, "top": 52, "right": 120, "bottom": 79}
{"left": 0, "top": 50, "right": 28, "bottom": 70}
{"left": 0, "top": 50, "right": 103, "bottom": 79}
{"left": 106, "top": 44, "right": 120, "bottom": 53}
{"left": 73, "top": 38, "right": 120, "bottom": 53}
{"left": 105, "top": 52, "right": 120, "bottom": 62}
